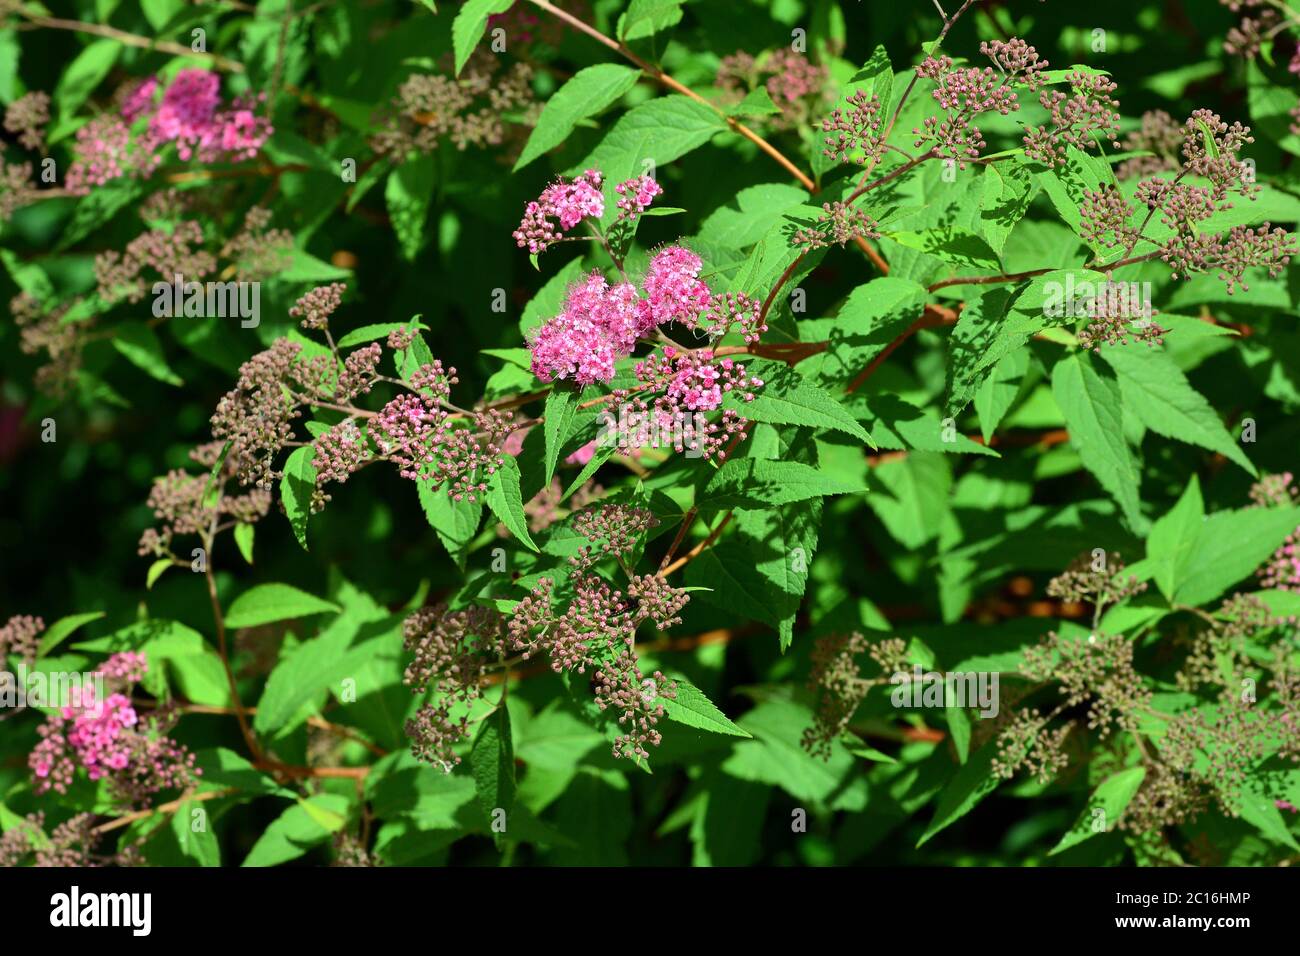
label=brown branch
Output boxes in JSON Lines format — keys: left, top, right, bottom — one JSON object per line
{"left": 19, "top": 12, "right": 246, "bottom": 72}
{"left": 661, "top": 511, "right": 733, "bottom": 577}
{"left": 524, "top": 0, "right": 889, "bottom": 273}
{"left": 91, "top": 788, "right": 236, "bottom": 836}
{"left": 201, "top": 527, "right": 262, "bottom": 764}
{"left": 845, "top": 303, "right": 957, "bottom": 393}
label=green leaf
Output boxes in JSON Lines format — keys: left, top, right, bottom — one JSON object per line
{"left": 417, "top": 481, "right": 482, "bottom": 569}
{"left": 698, "top": 460, "right": 865, "bottom": 510}
{"left": 570, "top": 94, "right": 726, "bottom": 196}
{"left": 980, "top": 161, "right": 1038, "bottom": 257}
{"left": 543, "top": 387, "right": 578, "bottom": 483}
{"left": 385, "top": 154, "right": 436, "bottom": 261}
{"left": 686, "top": 499, "right": 820, "bottom": 649}
{"left": 514, "top": 64, "right": 641, "bottom": 171}
{"left": 849, "top": 394, "right": 995, "bottom": 457}
{"left": 617, "top": 0, "right": 685, "bottom": 41}
{"left": 842, "top": 739, "right": 898, "bottom": 763}
{"left": 173, "top": 800, "right": 221, "bottom": 867}
{"left": 486, "top": 455, "right": 538, "bottom": 551}
{"left": 224, "top": 583, "right": 340, "bottom": 629}
{"left": 54, "top": 39, "right": 120, "bottom": 120}
{"left": 1248, "top": 60, "right": 1300, "bottom": 156}
{"left": 277, "top": 251, "right": 350, "bottom": 284}
{"left": 280, "top": 445, "right": 317, "bottom": 550}
{"left": 451, "top": 0, "right": 515, "bottom": 75}
{"left": 112, "top": 322, "right": 184, "bottom": 386}
{"left": 725, "top": 86, "right": 780, "bottom": 118}
{"left": 806, "top": 277, "right": 927, "bottom": 388}
{"left": 727, "top": 361, "right": 870, "bottom": 443}
{"left": 195, "top": 747, "right": 294, "bottom": 798}
{"left": 35, "top": 611, "right": 106, "bottom": 658}
{"left": 1238, "top": 788, "right": 1300, "bottom": 851}
{"left": 199, "top": 440, "right": 231, "bottom": 510}
{"left": 1100, "top": 346, "right": 1255, "bottom": 476}
{"left": 146, "top": 558, "right": 174, "bottom": 590}
{"left": 75, "top": 619, "right": 229, "bottom": 706}
{"left": 56, "top": 180, "right": 147, "bottom": 251}
{"left": 1028, "top": 146, "right": 1116, "bottom": 253}
{"left": 663, "top": 675, "right": 753, "bottom": 737}
{"left": 242, "top": 795, "right": 349, "bottom": 867}
{"left": 722, "top": 690, "right": 864, "bottom": 808}
{"left": 561, "top": 439, "right": 616, "bottom": 500}
{"left": 233, "top": 523, "right": 255, "bottom": 565}
{"left": 471, "top": 705, "right": 517, "bottom": 830}
{"left": 253, "top": 581, "right": 397, "bottom": 736}
{"left": 689, "top": 769, "right": 771, "bottom": 865}
{"left": 1144, "top": 475, "right": 1204, "bottom": 600}
{"left": 917, "top": 736, "right": 1005, "bottom": 846}
{"left": 521, "top": 257, "right": 586, "bottom": 335}
{"left": 972, "top": 346, "right": 1029, "bottom": 442}
{"left": 698, "top": 183, "right": 807, "bottom": 249}
{"left": 1049, "top": 766, "right": 1146, "bottom": 855}
{"left": 1175, "top": 505, "right": 1300, "bottom": 607}
{"left": 867, "top": 452, "right": 953, "bottom": 549}
{"left": 886, "top": 227, "right": 1001, "bottom": 270}
{"left": 1051, "top": 352, "right": 1147, "bottom": 532}
{"left": 335, "top": 320, "right": 428, "bottom": 348}
{"left": 848, "top": 44, "right": 893, "bottom": 107}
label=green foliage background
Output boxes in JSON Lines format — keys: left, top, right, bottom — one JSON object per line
{"left": 2, "top": 0, "right": 1300, "bottom": 866}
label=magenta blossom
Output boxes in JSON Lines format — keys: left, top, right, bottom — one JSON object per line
{"left": 513, "top": 170, "right": 606, "bottom": 254}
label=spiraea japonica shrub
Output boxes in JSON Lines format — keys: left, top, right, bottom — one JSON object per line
{"left": 2, "top": 0, "right": 1300, "bottom": 868}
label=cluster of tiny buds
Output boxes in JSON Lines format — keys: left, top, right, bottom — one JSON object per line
{"left": 822, "top": 90, "right": 885, "bottom": 166}
{"left": 0, "top": 614, "right": 43, "bottom": 664}
{"left": 571, "top": 503, "right": 659, "bottom": 557}
{"left": 992, "top": 708, "right": 1072, "bottom": 783}
{"left": 65, "top": 69, "right": 271, "bottom": 195}
{"left": 1020, "top": 630, "right": 1150, "bottom": 740}
{"left": 369, "top": 51, "right": 536, "bottom": 160}
{"left": 801, "top": 631, "right": 874, "bottom": 759}
{"left": 4, "top": 90, "right": 50, "bottom": 152}
{"left": 1258, "top": 522, "right": 1300, "bottom": 591}
{"left": 703, "top": 291, "right": 766, "bottom": 345}
{"left": 1023, "top": 72, "right": 1121, "bottom": 169}
{"left": 1249, "top": 472, "right": 1299, "bottom": 508}
{"left": 0, "top": 812, "right": 142, "bottom": 868}
{"left": 289, "top": 282, "right": 346, "bottom": 330}
{"left": 716, "top": 49, "right": 830, "bottom": 131}
{"left": 792, "top": 201, "right": 881, "bottom": 250}
{"left": 1046, "top": 551, "right": 1148, "bottom": 615}
{"left": 593, "top": 650, "right": 678, "bottom": 761}
{"left": 137, "top": 443, "right": 271, "bottom": 558}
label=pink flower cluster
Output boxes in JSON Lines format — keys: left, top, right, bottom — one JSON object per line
{"left": 638, "top": 347, "right": 761, "bottom": 413}
{"left": 1259, "top": 528, "right": 1300, "bottom": 591}
{"left": 514, "top": 171, "right": 668, "bottom": 253}
{"left": 599, "top": 348, "right": 764, "bottom": 460}
{"left": 513, "top": 169, "right": 606, "bottom": 253}
{"left": 29, "top": 652, "right": 199, "bottom": 804}
{"left": 66, "top": 69, "right": 271, "bottom": 194}
{"left": 615, "top": 174, "right": 663, "bottom": 219}
{"left": 528, "top": 245, "right": 711, "bottom": 385}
